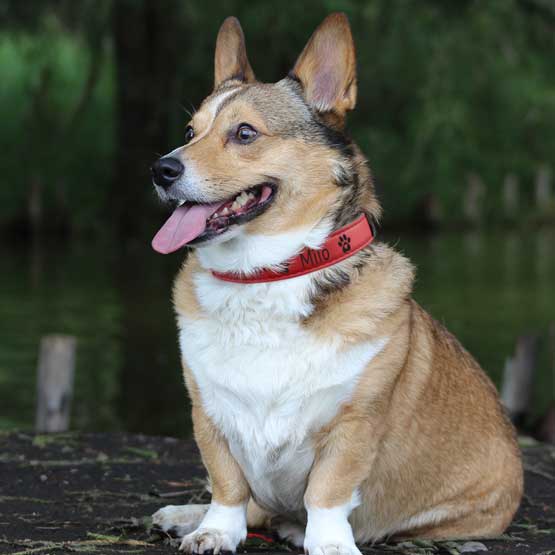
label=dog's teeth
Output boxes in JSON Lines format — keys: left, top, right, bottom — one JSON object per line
{"left": 231, "top": 201, "right": 240, "bottom": 210}
{"left": 237, "top": 196, "right": 247, "bottom": 207}
{"left": 222, "top": 207, "right": 230, "bottom": 215}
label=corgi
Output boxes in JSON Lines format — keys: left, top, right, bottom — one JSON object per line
{"left": 150, "top": 13, "right": 522, "bottom": 555}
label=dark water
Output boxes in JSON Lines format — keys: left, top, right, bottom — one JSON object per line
{"left": 1, "top": 229, "right": 554, "bottom": 438}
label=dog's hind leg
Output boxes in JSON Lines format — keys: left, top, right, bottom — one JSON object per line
{"left": 152, "top": 504, "right": 209, "bottom": 538}
{"left": 249, "top": 503, "right": 305, "bottom": 548}
{"left": 274, "top": 519, "right": 305, "bottom": 548}
{"left": 246, "top": 498, "right": 273, "bottom": 529}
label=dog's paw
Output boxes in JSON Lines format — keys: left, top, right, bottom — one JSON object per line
{"left": 178, "top": 503, "right": 247, "bottom": 553}
{"left": 152, "top": 504, "right": 208, "bottom": 538}
{"left": 275, "top": 520, "right": 305, "bottom": 547}
{"left": 304, "top": 505, "right": 361, "bottom": 555}
{"left": 304, "top": 497, "right": 361, "bottom": 555}
{"left": 179, "top": 528, "right": 242, "bottom": 554}
{"left": 304, "top": 542, "right": 362, "bottom": 555}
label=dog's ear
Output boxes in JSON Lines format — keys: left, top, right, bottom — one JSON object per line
{"left": 214, "top": 16, "right": 255, "bottom": 89}
{"left": 291, "top": 13, "right": 357, "bottom": 117}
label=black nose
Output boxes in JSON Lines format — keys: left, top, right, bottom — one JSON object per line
{"left": 150, "top": 157, "right": 184, "bottom": 189}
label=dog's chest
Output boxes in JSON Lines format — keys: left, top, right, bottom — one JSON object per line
{"left": 177, "top": 274, "right": 385, "bottom": 513}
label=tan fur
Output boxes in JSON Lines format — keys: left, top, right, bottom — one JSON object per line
{"left": 302, "top": 261, "right": 523, "bottom": 540}
{"left": 173, "top": 256, "right": 202, "bottom": 320}
{"left": 163, "top": 12, "right": 522, "bottom": 546}
{"left": 214, "top": 17, "right": 255, "bottom": 88}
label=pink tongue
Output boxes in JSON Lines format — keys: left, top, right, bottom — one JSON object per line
{"left": 260, "top": 184, "right": 272, "bottom": 203}
{"left": 152, "top": 202, "right": 223, "bottom": 254}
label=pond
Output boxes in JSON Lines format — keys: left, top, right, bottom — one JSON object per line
{"left": 1, "top": 228, "right": 554, "bottom": 438}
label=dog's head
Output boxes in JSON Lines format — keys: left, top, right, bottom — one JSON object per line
{"left": 151, "top": 13, "right": 380, "bottom": 272}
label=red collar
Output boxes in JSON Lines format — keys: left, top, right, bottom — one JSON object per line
{"left": 212, "top": 214, "right": 375, "bottom": 284}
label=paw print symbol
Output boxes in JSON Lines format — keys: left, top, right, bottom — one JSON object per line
{"left": 338, "top": 234, "right": 351, "bottom": 253}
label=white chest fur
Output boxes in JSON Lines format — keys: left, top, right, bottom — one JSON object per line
{"left": 177, "top": 272, "right": 387, "bottom": 514}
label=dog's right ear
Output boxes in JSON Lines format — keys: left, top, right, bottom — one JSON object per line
{"left": 291, "top": 13, "right": 357, "bottom": 119}
{"left": 214, "top": 16, "right": 255, "bottom": 89}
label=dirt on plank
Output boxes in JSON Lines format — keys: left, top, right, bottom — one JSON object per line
{"left": 0, "top": 432, "right": 553, "bottom": 555}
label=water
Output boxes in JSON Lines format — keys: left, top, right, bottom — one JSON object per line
{"left": 1, "top": 229, "right": 554, "bottom": 438}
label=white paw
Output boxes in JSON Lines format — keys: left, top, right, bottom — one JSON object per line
{"left": 178, "top": 502, "right": 247, "bottom": 553}
{"left": 152, "top": 504, "right": 209, "bottom": 538}
{"left": 179, "top": 528, "right": 241, "bottom": 553}
{"left": 304, "top": 543, "right": 362, "bottom": 555}
{"left": 275, "top": 520, "right": 305, "bottom": 547}
{"left": 304, "top": 497, "right": 361, "bottom": 555}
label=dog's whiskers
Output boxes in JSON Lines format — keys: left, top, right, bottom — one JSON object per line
{"left": 180, "top": 102, "right": 198, "bottom": 120}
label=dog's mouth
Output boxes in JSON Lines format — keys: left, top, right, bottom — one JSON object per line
{"left": 152, "top": 183, "right": 275, "bottom": 254}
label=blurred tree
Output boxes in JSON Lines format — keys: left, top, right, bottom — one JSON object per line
{"left": 112, "top": 0, "right": 184, "bottom": 237}
{"left": 0, "top": 0, "right": 554, "bottom": 235}
{"left": 0, "top": 0, "right": 112, "bottom": 235}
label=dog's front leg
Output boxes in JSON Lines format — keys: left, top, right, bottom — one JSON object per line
{"left": 180, "top": 405, "right": 250, "bottom": 554}
{"left": 303, "top": 417, "right": 378, "bottom": 555}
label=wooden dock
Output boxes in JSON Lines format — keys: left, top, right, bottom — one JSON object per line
{"left": 0, "top": 432, "right": 553, "bottom": 555}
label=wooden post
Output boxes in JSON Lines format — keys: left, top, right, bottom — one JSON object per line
{"left": 550, "top": 322, "right": 555, "bottom": 376}
{"left": 535, "top": 164, "right": 552, "bottom": 209}
{"left": 35, "top": 335, "right": 77, "bottom": 432}
{"left": 500, "top": 334, "right": 539, "bottom": 426}
{"left": 532, "top": 323, "right": 555, "bottom": 443}
{"left": 463, "top": 173, "right": 486, "bottom": 225}
{"left": 502, "top": 173, "right": 519, "bottom": 220}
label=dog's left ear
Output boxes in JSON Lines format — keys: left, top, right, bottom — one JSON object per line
{"left": 291, "top": 13, "right": 357, "bottom": 118}
{"left": 214, "top": 16, "right": 256, "bottom": 89}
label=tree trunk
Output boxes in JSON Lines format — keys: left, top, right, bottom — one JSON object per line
{"left": 502, "top": 173, "right": 519, "bottom": 220}
{"left": 463, "top": 173, "right": 486, "bottom": 226}
{"left": 112, "top": 0, "right": 181, "bottom": 238}
{"left": 535, "top": 164, "right": 552, "bottom": 209}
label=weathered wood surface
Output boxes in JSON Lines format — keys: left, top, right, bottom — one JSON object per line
{"left": 0, "top": 432, "right": 554, "bottom": 555}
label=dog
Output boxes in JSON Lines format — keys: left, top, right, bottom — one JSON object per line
{"left": 149, "top": 13, "right": 523, "bottom": 555}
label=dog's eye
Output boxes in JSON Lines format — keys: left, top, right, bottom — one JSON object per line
{"left": 184, "top": 125, "right": 194, "bottom": 145}
{"left": 235, "top": 124, "right": 257, "bottom": 144}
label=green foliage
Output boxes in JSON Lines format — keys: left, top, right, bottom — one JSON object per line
{"left": 349, "top": 0, "right": 555, "bottom": 220}
{"left": 0, "top": 0, "right": 554, "bottom": 231}
{"left": 0, "top": 12, "right": 114, "bottom": 234}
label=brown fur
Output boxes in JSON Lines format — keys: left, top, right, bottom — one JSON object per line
{"left": 164, "top": 12, "right": 522, "bottom": 547}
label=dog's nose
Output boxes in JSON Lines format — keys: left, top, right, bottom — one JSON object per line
{"left": 151, "top": 157, "right": 184, "bottom": 189}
